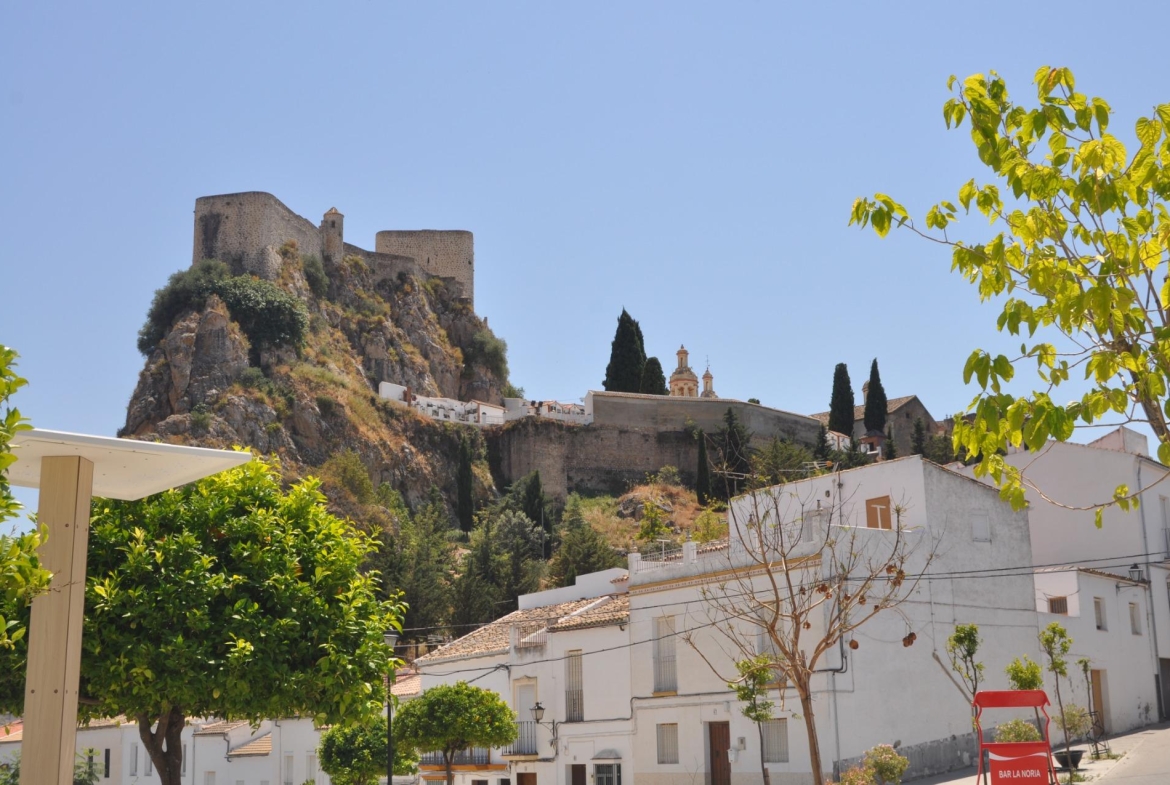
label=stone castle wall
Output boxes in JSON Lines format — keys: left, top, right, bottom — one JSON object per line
{"left": 487, "top": 419, "right": 699, "bottom": 498}
{"left": 376, "top": 230, "right": 474, "bottom": 304}
{"left": 191, "top": 192, "right": 474, "bottom": 304}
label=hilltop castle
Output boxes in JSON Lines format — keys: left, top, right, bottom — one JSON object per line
{"left": 191, "top": 192, "right": 475, "bottom": 306}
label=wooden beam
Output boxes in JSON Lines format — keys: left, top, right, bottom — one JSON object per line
{"left": 21, "top": 456, "right": 94, "bottom": 785}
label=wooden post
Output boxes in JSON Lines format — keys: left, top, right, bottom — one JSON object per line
{"left": 21, "top": 455, "right": 94, "bottom": 785}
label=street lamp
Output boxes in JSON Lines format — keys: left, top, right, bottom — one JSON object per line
{"left": 1128, "top": 563, "right": 1145, "bottom": 582}
{"left": 530, "top": 702, "right": 558, "bottom": 748}
{"left": 384, "top": 629, "right": 399, "bottom": 785}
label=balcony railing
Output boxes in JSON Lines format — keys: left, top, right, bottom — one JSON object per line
{"left": 654, "top": 653, "right": 677, "bottom": 693}
{"left": 419, "top": 748, "right": 491, "bottom": 766}
{"left": 504, "top": 721, "right": 539, "bottom": 756}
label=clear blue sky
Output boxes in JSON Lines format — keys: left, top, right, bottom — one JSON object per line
{"left": 3, "top": 3, "right": 1167, "bottom": 511}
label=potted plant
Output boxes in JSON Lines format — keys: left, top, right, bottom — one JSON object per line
{"left": 1053, "top": 705, "right": 1092, "bottom": 769}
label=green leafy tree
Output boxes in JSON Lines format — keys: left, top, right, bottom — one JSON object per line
{"left": 394, "top": 682, "right": 517, "bottom": 785}
{"left": 492, "top": 510, "right": 544, "bottom": 610}
{"left": 911, "top": 418, "right": 927, "bottom": 456}
{"left": 636, "top": 502, "right": 670, "bottom": 545}
{"left": 852, "top": 67, "right": 1170, "bottom": 520}
{"left": 696, "top": 431, "right": 712, "bottom": 507}
{"left": 75, "top": 457, "right": 402, "bottom": 785}
{"left": 319, "top": 714, "right": 416, "bottom": 785}
{"left": 0, "top": 750, "right": 101, "bottom": 785}
{"left": 301, "top": 254, "right": 329, "bottom": 299}
{"left": 828, "top": 363, "right": 855, "bottom": 438}
{"left": 716, "top": 408, "right": 753, "bottom": 498}
{"left": 463, "top": 329, "right": 510, "bottom": 381}
{"left": 729, "top": 657, "right": 775, "bottom": 785}
{"left": 1039, "top": 622, "right": 1074, "bottom": 760}
{"left": 456, "top": 436, "right": 475, "bottom": 533}
{"left": 884, "top": 427, "right": 898, "bottom": 459}
{"left": 924, "top": 434, "right": 955, "bottom": 465}
{"left": 640, "top": 356, "right": 668, "bottom": 395}
{"left": 863, "top": 359, "right": 888, "bottom": 434}
{"left": 691, "top": 507, "right": 725, "bottom": 544}
{"left": 946, "top": 623, "right": 984, "bottom": 702}
{"left": 603, "top": 309, "right": 646, "bottom": 393}
{"left": 397, "top": 489, "right": 455, "bottom": 637}
{"left": 1005, "top": 655, "right": 1045, "bottom": 729}
{"left": 814, "top": 424, "right": 830, "bottom": 460}
{"left": 547, "top": 496, "right": 622, "bottom": 587}
{"left": 520, "top": 471, "right": 549, "bottom": 554}
{"left": 752, "top": 438, "right": 813, "bottom": 488}
{"left": 449, "top": 518, "right": 502, "bottom": 629}
{"left": 0, "top": 346, "right": 51, "bottom": 664}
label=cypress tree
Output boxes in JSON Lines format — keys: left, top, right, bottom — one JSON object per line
{"left": 717, "top": 408, "right": 752, "bottom": 498}
{"left": 603, "top": 309, "right": 647, "bottom": 393}
{"left": 696, "top": 431, "right": 712, "bottom": 506}
{"left": 885, "top": 426, "right": 898, "bottom": 459}
{"left": 456, "top": 435, "right": 475, "bottom": 532}
{"left": 911, "top": 418, "right": 927, "bottom": 455}
{"left": 828, "top": 363, "right": 855, "bottom": 437}
{"left": 815, "top": 424, "right": 830, "bottom": 460}
{"left": 640, "top": 356, "right": 668, "bottom": 395}
{"left": 863, "top": 358, "right": 888, "bottom": 433}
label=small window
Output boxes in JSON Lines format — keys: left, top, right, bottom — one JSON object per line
{"left": 657, "top": 723, "right": 679, "bottom": 764}
{"left": 204, "top": 773, "right": 216, "bottom": 785}
{"left": 104, "top": 748, "right": 111, "bottom": 778}
{"left": 1130, "top": 602, "right": 1142, "bottom": 635}
{"left": 865, "top": 496, "right": 892, "bottom": 530}
{"left": 284, "top": 752, "right": 295, "bottom": 785}
{"left": 306, "top": 753, "right": 318, "bottom": 779}
{"left": 971, "top": 512, "right": 990, "bottom": 543}
{"left": 1048, "top": 596, "right": 1069, "bottom": 615}
{"left": 1094, "top": 597, "right": 1107, "bottom": 630}
{"left": 472, "top": 780, "right": 489, "bottom": 785}
{"left": 762, "top": 718, "right": 789, "bottom": 763}
{"left": 130, "top": 745, "right": 138, "bottom": 776}
{"left": 566, "top": 650, "right": 584, "bottom": 722}
{"left": 596, "top": 763, "right": 622, "bottom": 785}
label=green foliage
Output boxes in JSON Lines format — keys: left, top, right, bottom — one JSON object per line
{"left": 72, "top": 457, "right": 401, "bottom": 782}
{"left": 884, "top": 427, "right": 897, "bottom": 459}
{"left": 748, "top": 398, "right": 761, "bottom": 405}
{"left": 1040, "top": 622, "right": 1072, "bottom": 678}
{"left": 730, "top": 657, "right": 774, "bottom": 723}
{"left": 640, "top": 356, "right": 668, "bottom": 395}
{"left": 321, "top": 450, "right": 375, "bottom": 506}
{"left": 911, "top": 418, "right": 927, "bottom": 456}
{"left": 395, "top": 489, "right": 455, "bottom": 636}
{"left": 1056, "top": 705, "right": 1092, "bottom": 741}
{"left": 464, "top": 329, "right": 509, "bottom": 380}
{"left": 501, "top": 383, "right": 525, "bottom": 399}
{"left": 0, "top": 750, "right": 101, "bottom": 785}
{"left": 636, "top": 502, "right": 670, "bottom": 545}
{"left": 137, "top": 260, "right": 231, "bottom": 353}
{"left": 603, "top": 309, "right": 646, "bottom": 393}
{"left": 456, "top": 436, "right": 475, "bottom": 533}
{"left": 828, "top": 363, "right": 855, "bottom": 438}
{"left": 319, "top": 714, "right": 416, "bottom": 785}
{"left": 696, "top": 431, "right": 712, "bottom": 507}
{"left": 752, "top": 438, "right": 813, "bottom": 488}
{"left": 189, "top": 403, "right": 211, "bottom": 433}
{"left": 137, "top": 260, "right": 308, "bottom": 358}
{"left": 863, "top": 359, "right": 888, "bottom": 433}
{"left": 715, "top": 408, "right": 752, "bottom": 498}
{"left": 852, "top": 67, "right": 1170, "bottom": 515}
{"left": 238, "top": 366, "right": 269, "bottom": 391}
{"left": 316, "top": 395, "right": 339, "bottom": 418}
{"left": 839, "top": 766, "right": 875, "bottom": 785}
{"left": 652, "top": 465, "right": 682, "bottom": 487}
{"left": 302, "top": 254, "right": 328, "bottom": 299}
{"left": 946, "top": 623, "right": 984, "bottom": 700}
{"left": 0, "top": 347, "right": 51, "bottom": 663}
{"left": 692, "top": 507, "right": 725, "bottom": 544}
{"left": 815, "top": 424, "right": 830, "bottom": 460}
{"left": 547, "top": 496, "right": 622, "bottom": 587}
{"left": 394, "top": 682, "right": 517, "bottom": 785}
{"left": 923, "top": 433, "right": 955, "bottom": 465}
{"left": 995, "top": 719, "right": 1042, "bottom": 743}
{"left": 1005, "top": 656, "right": 1044, "bottom": 691}
{"left": 863, "top": 745, "right": 910, "bottom": 785}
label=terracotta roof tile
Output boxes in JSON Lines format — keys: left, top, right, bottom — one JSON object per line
{"left": 391, "top": 671, "right": 422, "bottom": 698}
{"left": 811, "top": 395, "right": 919, "bottom": 425}
{"left": 547, "top": 595, "right": 629, "bottom": 632}
{"left": 195, "top": 720, "right": 249, "bottom": 736}
{"left": 415, "top": 597, "right": 606, "bottom": 664}
{"left": 229, "top": 733, "right": 272, "bottom": 758}
{"left": 80, "top": 716, "right": 129, "bottom": 730}
{"left": 0, "top": 722, "right": 22, "bottom": 744}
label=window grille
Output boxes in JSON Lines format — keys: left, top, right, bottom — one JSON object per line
{"left": 1048, "top": 596, "right": 1068, "bottom": 615}
{"left": 762, "top": 719, "right": 789, "bottom": 762}
{"left": 657, "top": 723, "right": 679, "bottom": 764}
{"left": 1130, "top": 602, "right": 1142, "bottom": 634}
{"left": 566, "top": 650, "right": 584, "bottom": 722}
{"left": 595, "top": 763, "right": 622, "bottom": 785}
{"left": 653, "top": 616, "right": 677, "bottom": 692}
{"left": 104, "top": 749, "right": 110, "bottom": 778}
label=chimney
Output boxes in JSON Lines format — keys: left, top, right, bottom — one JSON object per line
{"left": 862, "top": 381, "right": 870, "bottom": 404}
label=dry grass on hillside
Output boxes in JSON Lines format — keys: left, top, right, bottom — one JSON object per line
{"left": 581, "top": 481, "right": 724, "bottom": 549}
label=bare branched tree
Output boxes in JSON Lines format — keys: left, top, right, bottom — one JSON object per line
{"left": 683, "top": 473, "right": 937, "bottom": 785}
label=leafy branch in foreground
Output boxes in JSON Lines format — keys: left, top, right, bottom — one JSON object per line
{"left": 852, "top": 67, "right": 1170, "bottom": 520}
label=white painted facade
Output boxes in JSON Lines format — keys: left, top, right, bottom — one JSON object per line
{"left": 379, "top": 382, "right": 506, "bottom": 427}
{"left": 968, "top": 427, "right": 1170, "bottom": 719}
{"left": 504, "top": 398, "right": 592, "bottom": 425}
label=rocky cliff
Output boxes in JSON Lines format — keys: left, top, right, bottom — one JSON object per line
{"left": 121, "top": 242, "right": 505, "bottom": 513}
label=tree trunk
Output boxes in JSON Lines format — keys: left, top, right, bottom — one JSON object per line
{"left": 138, "top": 707, "right": 186, "bottom": 785}
{"left": 444, "top": 750, "right": 454, "bottom": 785}
{"left": 798, "top": 684, "right": 824, "bottom": 785}
{"left": 757, "top": 722, "right": 772, "bottom": 785}
{"left": 1053, "top": 679, "right": 1071, "bottom": 765}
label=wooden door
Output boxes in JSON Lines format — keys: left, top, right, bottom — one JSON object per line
{"left": 1091, "top": 670, "right": 1107, "bottom": 733}
{"left": 571, "top": 764, "right": 586, "bottom": 785}
{"left": 517, "top": 774, "right": 537, "bottom": 785}
{"left": 709, "top": 721, "right": 731, "bottom": 785}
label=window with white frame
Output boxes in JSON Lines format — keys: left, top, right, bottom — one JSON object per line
{"left": 656, "top": 723, "right": 679, "bottom": 764}
{"left": 306, "top": 752, "right": 318, "bottom": 780}
{"left": 204, "top": 773, "right": 216, "bottom": 785}
{"left": 653, "top": 616, "right": 677, "bottom": 693}
{"left": 1094, "top": 597, "right": 1107, "bottom": 630}
{"left": 284, "top": 752, "right": 295, "bottom": 785}
{"left": 1130, "top": 602, "right": 1142, "bottom": 635}
{"left": 762, "top": 719, "right": 789, "bottom": 762}
{"left": 129, "top": 745, "right": 138, "bottom": 776}
{"left": 971, "top": 512, "right": 991, "bottom": 542}
{"left": 565, "top": 649, "right": 584, "bottom": 722}
{"left": 595, "top": 763, "right": 622, "bottom": 785}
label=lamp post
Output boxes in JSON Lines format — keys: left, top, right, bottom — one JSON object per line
{"left": 384, "top": 629, "right": 400, "bottom": 785}
{"left": 530, "top": 702, "right": 558, "bottom": 750}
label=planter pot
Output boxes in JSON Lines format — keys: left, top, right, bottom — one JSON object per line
{"left": 1053, "top": 750, "right": 1084, "bottom": 771}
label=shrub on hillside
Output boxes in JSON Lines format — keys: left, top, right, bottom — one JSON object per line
{"left": 302, "top": 254, "right": 328, "bottom": 298}
{"left": 463, "top": 329, "right": 509, "bottom": 380}
{"left": 137, "top": 260, "right": 230, "bottom": 353}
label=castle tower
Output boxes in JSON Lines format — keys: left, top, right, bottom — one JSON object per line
{"left": 320, "top": 207, "right": 344, "bottom": 262}
{"left": 700, "top": 367, "right": 717, "bottom": 399}
{"left": 669, "top": 345, "right": 699, "bottom": 398}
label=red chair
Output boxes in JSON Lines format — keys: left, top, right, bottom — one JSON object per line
{"left": 973, "top": 690, "right": 1058, "bottom": 785}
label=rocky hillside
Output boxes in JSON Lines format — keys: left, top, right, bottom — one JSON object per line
{"left": 121, "top": 242, "right": 508, "bottom": 513}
